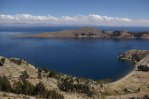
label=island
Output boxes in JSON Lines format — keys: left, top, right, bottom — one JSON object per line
{"left": 16, "top": 27, "right": 149, "bottom": 39}
{"left": 0, "top": 49, "right": 149, "bottom": 99}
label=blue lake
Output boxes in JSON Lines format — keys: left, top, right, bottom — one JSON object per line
{"left": 0, "top": 26, "right": 149, "bottom": 80}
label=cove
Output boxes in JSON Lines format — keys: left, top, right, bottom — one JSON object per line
{"left": 0, "top": 27, "right": 149, "bottom": 80}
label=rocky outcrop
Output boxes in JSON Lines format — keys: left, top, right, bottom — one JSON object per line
{"left": 119, "top": 49, "right": 149, "bottom": 63}
{"left": 119, "top": 49, "right": 149, "bottom": 71}
{"left": 16, "top": 27, "right": 149, "bottom": 39}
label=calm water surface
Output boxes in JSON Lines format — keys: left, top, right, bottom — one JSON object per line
{"left": 0, "top": 26, "right": 149, "bottom": 80}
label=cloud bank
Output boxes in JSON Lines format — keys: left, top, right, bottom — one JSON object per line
{"left": 0, "top": 14, "right": 149, "bottom": 26}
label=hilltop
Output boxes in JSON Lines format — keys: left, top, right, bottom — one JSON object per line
{"left": 17, "top": 27, "right": 149, "bottom": 39}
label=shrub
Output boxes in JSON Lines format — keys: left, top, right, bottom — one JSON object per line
{"left": 112, "top": 31, "right": 121, "bottom": 37}
{"left": 88, "top": 33, "right": 95, "bottom": 37}
{"left": 74, "top": 33, "right": 79, "bottom": 37}
{"left": 0, "top": 76, "right": 12, "bottom": 92}
{"left": 19, "top": 71, "right": 29, "bottom": 81}
{"left": 34, "top": 82, "right": 46, "bottom": 97}
{"left": 1, "top": 58, "right": 6, "bottom": 63}
{"left": 37, "top": 68, "right": 42, "bottom": 79}
{"left": 48, "top": 71, "right": 59, "bottom": 79}
{"left": 13, "top": 80, "right": 35, "bottom": 95}
{"left": 12, "top": 81, "right": 22, "bottom": 94}
{"left": 59, "top": 78, "right": 74, "bottom": 92}
{"left": 133, "top": 33, "right": 143, "bottom": 38}
{"left": 0, "top": 58, "right": 5, "bottom": 66}
{"left": 143, "top": 95, "right": 149, "bottom": 99}
{"left": 9, "top": 58, "right": 23, "bottom": 65}
{"left": 0, "top": 75, "right": 64, "bottom": 99}
{"left": 59, "top": 78, "right": 93, "bottom": 97}
{"left": 131, "top": 53, "right": 141, "bottom": 61}
{"left": 42, "top": 66, "right": 49, "bottom": 73}
{"left": 81, "top": 33, "right": 85, "bottom": 35}
{"left": 138, "top": 65, "right": 149, "bottom": 72}
{"left": 34, "top": 82, "right": 64, "bottom": 99}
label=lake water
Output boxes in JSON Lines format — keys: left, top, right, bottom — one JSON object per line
{"left": 0, "top": 26, "right": 149, "bottom": 80}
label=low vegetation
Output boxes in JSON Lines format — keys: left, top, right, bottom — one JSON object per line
{"left": 0, "top": 58, "right": 5, "bottom": 66}
{"left": 119, "top": 52, "right": 143, "bottom": 63}
{"left": 0, "top": 71, "right": 64, "bottom": 99}
{"left": 137, "top": 65, "right": 149, "bottom": 72}
{"left": 58, "top": 77, "right": 93, "bottom": 97}
{"left": 74, "top": 32, "right": 96, "bottom": 38}
{"left": 131, "top": 53, "right": 142, "bottom": 62}
{"left": 111, "top": 31, "right": 121, "bottom": 37}
{"left": 36, "top": 67, "right": 96, "bottom": 97}
{"left": 37, "top": 68, "right": 42, "bottom": 79}
{"left": 48, "top": 71, "right": 61, "bottom": 79}
{"left": 130, "top": 95, "right": 149, "bottom": 99}
{"left": 42, "top": 66, "right": 49, "bottom": 73}
{"left": 9, "top": 58, "right": 23, "bottom": 65}
{"left": 0, "top": 76, "right": 12, "bottom": 92}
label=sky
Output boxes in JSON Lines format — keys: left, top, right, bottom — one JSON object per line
{"left": 0, "top": 0, "right": 149, "bottom": 26}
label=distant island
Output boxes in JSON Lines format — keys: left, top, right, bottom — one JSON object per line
{"left": 16, "top": 27, "right": 149, "bottom": 39}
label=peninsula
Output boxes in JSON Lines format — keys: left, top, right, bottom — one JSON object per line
{"left": 17, "top": 27, "right": 149, "bottom": 39}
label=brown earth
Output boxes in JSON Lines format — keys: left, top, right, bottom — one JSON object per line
{"left": 16, "top": 27, "right": 149, "bottom": 39}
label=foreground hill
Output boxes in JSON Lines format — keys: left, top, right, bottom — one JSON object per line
{"left": 0, "top": 49, "right": 149, "bottom": 99}
{"left": 0, "top": 56, "right": 97, "bottom": 99}
{"left": 17, "top": 27, "right": 149, "bottom": 39}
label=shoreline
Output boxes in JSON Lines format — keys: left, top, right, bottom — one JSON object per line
{"left": 110, "top": 66, "right": 135, "bottom": 85}
{"left": 108, "top": 66, "right": 136, "bottom": 85}
{"left": 110, "top": 58, "right": 137, "bottom": 84}
{"left": 104, "top": 50, "right": 149, "bottom": 98}
{"left": 0, "top": 49, "right": 149, "bottom": 99}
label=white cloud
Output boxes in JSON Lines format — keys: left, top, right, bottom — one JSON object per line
{"left": 0, "top": 14, "right": 149, "bottom": 26}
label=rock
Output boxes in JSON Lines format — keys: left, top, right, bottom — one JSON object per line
{"left": 119, "top": 49, "right": 149, "bottom": 63}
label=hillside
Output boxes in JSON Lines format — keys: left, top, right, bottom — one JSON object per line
{"left": 0, "top": 49, "right": 149, "bottom": 99}
{"left": 0, "top": 56, "right": 98, "bottom": 99}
